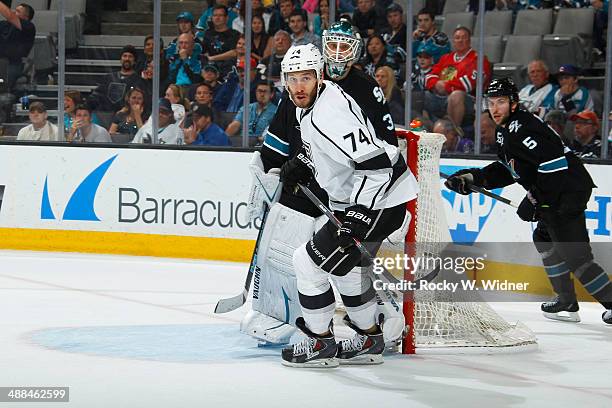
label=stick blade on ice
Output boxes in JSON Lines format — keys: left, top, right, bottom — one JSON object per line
{"left": 214, "top": 290, "right": 247, "bottom": 313}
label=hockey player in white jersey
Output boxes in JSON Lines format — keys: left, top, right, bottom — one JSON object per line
{"left": 278, "top": 44, "right": 418, "bottom": 368}
{"left": 240, "top": 21, "right": 409, "bottom": 348}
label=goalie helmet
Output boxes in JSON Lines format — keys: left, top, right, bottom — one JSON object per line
{"left": 322, "top": 19, "right": 363, "bottom": 79}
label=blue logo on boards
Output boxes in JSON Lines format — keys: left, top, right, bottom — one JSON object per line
{"left": 41, "top": 155, "right": 118, "bottom": 221}
{"left": 440, "top": 165, "right": 504, "bottom": 244}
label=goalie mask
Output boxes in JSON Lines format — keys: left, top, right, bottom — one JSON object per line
{"left": 281, "top": 44, "right": 324, "bottom": 108}
{"left": 322, "top": 20, "right": 363, "bottom": 80}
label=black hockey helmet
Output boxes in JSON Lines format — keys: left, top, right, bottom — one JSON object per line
{"left": 484, "top": 77, "right": 519, "bottom": 105}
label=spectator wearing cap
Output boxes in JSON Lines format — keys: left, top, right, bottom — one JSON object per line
{"left": 17, "top": 102, "right": 61, "bottom": 142}
{"left": 88, "top": 45, "right": 147, "bottom": 115}
{"left": 411, "top": 8, "right": 450, "bottom": 63}
{"left": 544, "top": 110, "right": 570, "bottom": 145}
{"left": 518, "top": 60, "right": 558, "bottom": 117}
{"left": 407, "top": 43, "right": 435, "bottom": 119}
{"left": 553, "top": 64, "right": 594, "bottom": 116}
{"left": 213, "top": 56, "right": 259, "bottom": 113}
{"left": 67, "top": 105, "right": 112, "bottom": 143}
{"left": 132, "top": 98, "right": 184, "bottom": 145}
{"left": 0, "top": 2, "right": 35, "bottom": 90}
{"left": 288, "top": 10, "right": 321, "bottom": 51}
{"left": 260, "top": 30, "right": 292, "bottom": 84}
{"left": 381, "top": 3, "right": 406, "bottom": 52}
{"left": 165, "top": 12, "right": 204, "bottom": 61}
{"left": 196, "top": 0, "right": 238, "bottom": 37}
{"left": 202, "top": 64, "right": 223, "bottom": 97}
{"left": 352, "top": 0, "right": 388, "bottom": 38}
{"left": 184, "top": 104, "right": 232, "bottom": 146}
{"left": 570, "top": 110, "right": 601, "bottom": 159}
{"left": 359, "top": 34, "right": 399, "bottom": 79}
{"left": 167, "top": 33, "right": 204, "bottom": 87}
{"left": 434, "top": 118, "right": 474, "bottom": 154}
{"left": 201, "top": 5, "right": 241, "bottom": 79}
{"left": 375, "top": 65, "right": 404, "bottom": 126}
{"left": 412, "top": 43, "right": 434, "bottom": 91}
{"left": 225, "top": 81, "right": 277, "bottom": 146}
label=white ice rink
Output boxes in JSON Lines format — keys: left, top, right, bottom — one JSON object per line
{"left": 1, "top": 250, "right": 611, "bottom": 408}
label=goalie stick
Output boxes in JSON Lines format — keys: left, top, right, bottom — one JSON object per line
{"left": 214, "top": 203, "right": 270, "bottom": 314}
{"left": 440, "top": 172, "right": 519, "bottom": 208}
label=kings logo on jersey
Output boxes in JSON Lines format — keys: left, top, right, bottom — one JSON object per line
{"left": 41, "top": 155, "right": 117, "bottom": 222}
{"left": 440, "top": 165, "right": 504, "bottom": 244}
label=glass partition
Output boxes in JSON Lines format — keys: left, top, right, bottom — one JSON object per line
{"left": 0, "top": 0, "right": 608, "bottom": 159}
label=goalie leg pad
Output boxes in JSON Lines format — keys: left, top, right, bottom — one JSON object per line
{"left": 240, "top": 310, "right": 296, "bottom": 345}
{"left": 251, "top": 203, "right": 317, "bottom": 326}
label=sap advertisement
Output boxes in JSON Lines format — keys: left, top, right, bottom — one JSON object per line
{"left": 0, "top": 145, "right": 259, "bottom": 239}
{"left": 0, "top": 146, "right": 610, "bottom": 254}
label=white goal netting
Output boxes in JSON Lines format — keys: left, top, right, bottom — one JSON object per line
{"left": 395, "top": 130, "right": 537, "bottom": 354}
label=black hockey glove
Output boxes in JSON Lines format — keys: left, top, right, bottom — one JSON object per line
{"left": 517, "top": 191, "right": 539, "bottom": 222}
{"left": 560, "top": 95, "right": 576, "bottom": 113}
{"left": 444, "top": 168, "right": 484, "bottom": 195}
{"left": 279, "top": 152, "right": 313, "bottom": 194}
{"left": 337, "top": 205, "right": 375, "bottom": 248}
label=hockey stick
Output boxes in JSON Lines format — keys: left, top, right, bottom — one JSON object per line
{"left": 214, "top": 203, "right": 270, "bottom": 314}
{"left": 440, "top": 172, "right": 519, "bottom": 208}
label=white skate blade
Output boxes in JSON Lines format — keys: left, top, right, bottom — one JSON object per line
{"left": 281, "top": 358, "right": 339, "bottom": 368}
{"left": 338, "top": 354, "right": 384, "bottom": 365}
{"left": 543, "top": 311, "right": 581, "bottom": 323}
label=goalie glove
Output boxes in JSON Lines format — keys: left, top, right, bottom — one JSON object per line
{"left": 444, "top": 168, "right": 485, "bottom": 195}
{"left": 243, "top": 151, "right": 281, "bottom": 224}
{"left": 279, "top": 152, "right": 313, "bottom": 194}
{"left": 337, "top": 205, "right": 375, "bottom": 248}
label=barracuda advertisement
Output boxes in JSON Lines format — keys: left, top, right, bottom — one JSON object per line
{"left": 0, "top": 146, "right": 259, "bottom": 239}
{"left": 0, "top": 146, "right": 609, "bottom": 259}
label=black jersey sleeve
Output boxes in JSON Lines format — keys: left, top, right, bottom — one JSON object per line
{"left": 261, "top": 95, "right": 294, "bottom": 172}
{"left": 481, "top": 160, "right": 516, "bottom": 189}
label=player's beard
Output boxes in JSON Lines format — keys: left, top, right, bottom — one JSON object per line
{"left": 291, "top": 84, "right": 318, "bottom": 109}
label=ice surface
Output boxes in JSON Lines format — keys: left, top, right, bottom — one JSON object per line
{"left": 1, "top": 250, "right": 611, "bottom": 408}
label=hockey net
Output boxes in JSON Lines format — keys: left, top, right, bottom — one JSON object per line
{"left": 394, "top": 129, "right": 537, "bottom": 354}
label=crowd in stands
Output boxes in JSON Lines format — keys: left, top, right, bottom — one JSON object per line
{"left": 1, "top": 0, "right": 610, "bottom": 158}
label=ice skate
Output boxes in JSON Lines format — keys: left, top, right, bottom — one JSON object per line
{"left": 281, "top": 318, "right": 338, "bottom": 368}
{"left": 541, "top": 296, "right": 580, "bottom": 322}
{"left": 602, "top": 309, "right": 612, "bottom": 325}
{"left": 336, "top": 316, "right": 384, "bottom": 365}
